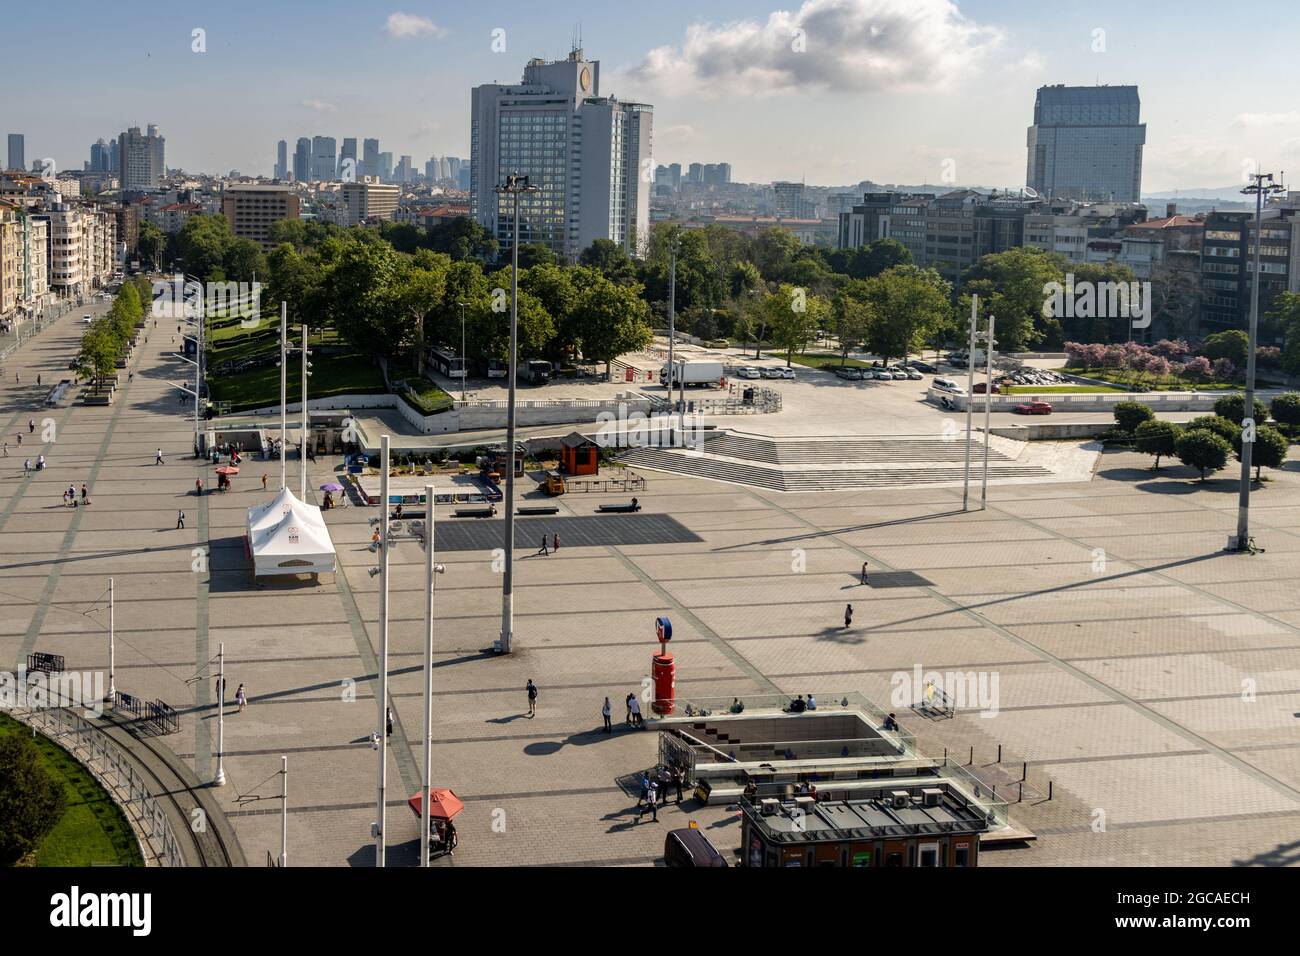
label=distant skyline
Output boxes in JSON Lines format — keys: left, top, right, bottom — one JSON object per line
{"left": 4, "top": 0, "right": 1300, "bottom": 192}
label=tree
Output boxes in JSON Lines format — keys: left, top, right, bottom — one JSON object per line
{"left": 578, "top": 239, "right": 637, "bottom": 285}
{"left": 0, "top": 734, "right": 66, "bottom": 865}
{"left": 1175, "top": 430, "right": 1231, "bottom": 481}
{"left": 763, "top": 284, "right": 827, "bottom": 367}
{"left": 222, "top": 238, "right": 267, "bottom": 285}
{"left": 570, "top": 275, "right": 653, "bottom": 376}
{"left": 1185, "top": 415, "right": 1241, "bottom": 444}
{"left": 861, "top": 265, "right": 952, "bottom": 365}
{"left": 832, "top": 284, "right": 875, "bottom": 365}
{"left": 316, "top": 238, "right": 407, "bottom": 359}
{"left": 1113, "top": 401, "right": 1155, "bottom": 434}
{"left": 174, "top": 214, "right": 235, "bottom": 280}
{"left": 1213, "top": 394, "right": 1270, "bottom": 426}
{"left": 522, "top": 264, "right": 579, "bottom": 360}
{"left": 1134, "top": 420, "right": 1181, "bottom": 470}
{"left": 1233, "top": 425, "right": 1290, "bottom": 481}
{"left": 961, "top": 247, "right": 1066, "bottom": 351}
{"left": 137, "top": 221, "right": 166, "bottom": 270}
{"left": 514, "top": 243, "right": 556, "bottom": 270}
{"left": 1271, "top": 392, "right": 1300, "bottom": 428}
{"left": 426, "top": 216, "right": 497, "bottom": 262}
{"left": 1202, "top": 330, "right": 1250, "bottom": 368}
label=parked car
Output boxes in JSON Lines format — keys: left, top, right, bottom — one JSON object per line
{"left": 736, "top": 367, "right": 762, "bottom": 379}
{"left": 873, "top": 369, "right": 894, "bottom": 381}
{"left": 910, "top": 360, "right": 938, "bottom": 374}
{"left": 904, "top": 368, "right": 924, "bottom": 381}
{"left": 779, "top": 367, "right": 796, "bottom": 379}
{"left": 82, "top": 315, "right": 93, "bottom": 324}
{"left": 1014, "top": 401, "right": 1053, "bottom": 415}
{"left": 761, "top": 367, "right": 785, "bottom": 379}
{"left": 664, "top": 827, "right": 728, "bottom": 867}
{"left": 973, "top": 382, "right": 1001, "bottom": 394}
{"left": 889, "top": 369, "right": 908, "bottom": 380}
{"left": 933, "top": 377, "right": 964, "bottom": 394}
{"left": 834, "top": 366, "right": 864, "bottom": 380}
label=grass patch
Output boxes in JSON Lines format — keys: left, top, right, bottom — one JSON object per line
{"left": 1068, "top": 367, "right": 1240, "bottom": 392}
{"left": 208, "top": 351, "right": 386, "bottom": 412}
{"left": 1006, "top": 384, "right": 1126, "bottom": 394}
{"left": 399, "top": 376, "right": 455, "bottom": 416}
{"left": 788, "top": 353, "right": 875, "bottom": 370}
{"left": 0, "top": 714, "right": 143, "bottom": 867}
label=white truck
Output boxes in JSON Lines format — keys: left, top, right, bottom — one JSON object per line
{"left": 661, "top": 359, "right": 725, "bottom": 388}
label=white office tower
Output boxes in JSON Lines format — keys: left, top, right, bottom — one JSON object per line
{"left": 470, "top": 48, "right": 653, "bottom": 259}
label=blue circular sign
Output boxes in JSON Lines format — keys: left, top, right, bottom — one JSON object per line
{"left": 655, "top": 616, "right": 673, "bottom": 641}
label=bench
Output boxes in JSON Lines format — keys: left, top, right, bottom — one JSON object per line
{"left": 597, "top": 504, "right": 641, "bottom": 514}
{"left": 454, "top": 506, "right": 497, "bottom": 518}
{"left": 516, "top": 506, "right": 560, "bottom": 516}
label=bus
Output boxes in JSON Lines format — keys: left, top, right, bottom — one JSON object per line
{"left": 522, "top": 360, "right": 552, "bottom": 385}
{"left": 428, "top": 348, "right": 466, "bottom": 379}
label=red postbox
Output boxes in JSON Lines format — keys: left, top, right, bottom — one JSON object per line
{"left": 652, "top": 616, "right": 675, "bottom": 715}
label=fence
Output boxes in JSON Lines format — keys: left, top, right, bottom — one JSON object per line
{"left": 0, "top": 303, "right": 67, "bottom": 363}
{"left": 9, "top": 706, "right": 186, "bottom": 866}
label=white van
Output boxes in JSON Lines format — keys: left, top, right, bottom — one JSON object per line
{"left": 933, "top": 377, "right": 964, "bottom": 394}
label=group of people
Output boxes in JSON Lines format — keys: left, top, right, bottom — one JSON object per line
{"left": 785, "top": 693, "right": 817, "bottom": 714}
{"left": 601, "top": 692, "right": 644, "bottom": 730}
{"left": 61, "top": 483, "right": 90, "bottom": 507}
{"left": 635, "top": 764, "right": 688, "bottom": 822}
{"left": 536, "top": 533, "right": 560, "bottom": 556}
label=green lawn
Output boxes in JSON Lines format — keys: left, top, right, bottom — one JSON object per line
{"left": 788, "top": 353, "right": 876, "bottom": 370}
{"left": 208, "top": 350, "right": 387, "bottom": 412}
{"left": 0, "top": 714, "right": 143, "bottom": 867}
{"left": 1006, "top": 384, "right": 1126, "bottom": 394}
{"left": 399, "top": 376, "right": 455, "bottom": 416}
{"left": 1069, "top": 367, "right": 1241, "bottom": 392}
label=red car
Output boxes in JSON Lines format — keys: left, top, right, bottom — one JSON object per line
{"left": 1014, "top": 401, "right": 1053, "bottom": 415}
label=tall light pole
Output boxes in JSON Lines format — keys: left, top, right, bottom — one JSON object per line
{"left": 300, "top": 324, "right": 311, "bottom": 500}
{"left": 667, "top": 233, "right": 679, "bottom": 411}
{"left": 981, "top": 314, "right": 997, "bottom": 510}
{"left": 279, "top": 302, "right": 287, "bottom": 491}
{"left": 375, "top": 435, "right": 391, "bottom": 864}
{"left": 214, "top": 642, "right": 226, "bottom": 787}
{"left": 493, "top": 174, "right": 538, "bottom": 656}
{"left": 279, "top": 755, "right": 288, "bottom": 867}
{"left": 962, "top": 296, "right": 979, "bottom": 511}
{"left": 421, "top": 483, "right": 446, "bottom": 867}
{"left": 457, "top": 301, "right": 468, "bottom": 403}
{"left": 1235, "top": 171, "right": 1286, "bottom": 552}
{"left": 104, "top": 577, "right": 115, "bottom": 702}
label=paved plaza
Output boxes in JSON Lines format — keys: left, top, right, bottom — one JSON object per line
{"left": 3, "top": 307, "right": 1300, "bottom": 866}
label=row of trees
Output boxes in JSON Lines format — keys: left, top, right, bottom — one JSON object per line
{"left": 1116, "top": 396, "right": 1299, "bottom": 481}
{"left": 77, "top": 277, "right": 152, "bottom": 391}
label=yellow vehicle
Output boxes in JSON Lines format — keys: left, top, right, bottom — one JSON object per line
{"left": 542, "top": 470, "right": 566, "bottom": 496}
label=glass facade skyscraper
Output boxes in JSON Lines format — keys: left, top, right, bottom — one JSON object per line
{"left": 1026, "top": 85, "right": 1145, "bottom": 203}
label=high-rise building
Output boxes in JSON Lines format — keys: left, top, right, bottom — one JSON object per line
{"left": 109, "top": 138, "right": 119, "bottom": 173}
{"left": 1026, "top": 84, "right": 1146, "bottom": 203}
{"left": 221, "top": 183, "right": 301, "bottom": 249}
{"left": 310, "top": 136, "right": 337, "bottom": 182}
{"left": 293, "top": 138, "right": 310, "bottom": 181}
{"left": 687, "top": 163, "right": 703, "bottom": 184}
{"left": 6, "top": 134, "right": 24, "bottom": 173}
{"left": 396, "top": 155, "right": 413, "bottom": 183}
{"left": 378, "top": 152, "right": 393, "bottom": 181}
{"left": 119, "top": 125, "right": 166, "bottom": 193}
{"left": 275, "top": 140, "right": 288, "bottom": 179}
{"left": 339, "top": 138, "right": 358, "bottom": 180}
{"left": 89, "top": 139, "right": 111, "bottom": 173}
{"left": 362, "top": 138, "right": 380, "bottom": 179}
{"left": 470, "top": 49, "right": 653, "bottom": 258}
{"left": 773, "top": 182, "right": 812, "bottom": 219}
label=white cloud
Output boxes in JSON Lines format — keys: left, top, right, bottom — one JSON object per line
{"left": 1232, "top": 111, "right": 1300, "bottom": 129}
{"left": 301, "top": 99, "right": 337, "bottom": 113}
{"left": 385, "top": 12, "right": 446, "bottom": 40}
{"left": 627, "top": 0, "right": 1004, "bottom": 98}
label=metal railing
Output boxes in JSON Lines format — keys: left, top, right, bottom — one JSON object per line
{"left": 8, "top": 706, "right": 186, "bottom": 866}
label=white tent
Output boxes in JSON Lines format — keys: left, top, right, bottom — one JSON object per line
{"left": 245, "top": 488, "right": 336, "bottom": 577}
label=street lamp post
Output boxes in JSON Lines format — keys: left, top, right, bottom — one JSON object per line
{"left": 375, "top": 435, "right": 391, "bottom": 865}
{"left": 493, "top": 174, "right": 538, "bottom": 655}
{"left": 981, "top": 314, "right": 997, "bottom": 509}
{"left": 105, "top": 577, "right": 115, "bottom": 702}
{"left": 667, "top": 235, "right": 678, "bottom": 412}
{"left": 279, "top": 755, "right": 288, "bottom": 867}
{"left": 420, "top": 483, "right": 446, "bottom": 867}
{"left": 1234, "top": 171, "right": 1286, "bottom": 552}
{"left": 962, "top": 296, "right": 979, "bottom": 511}
{"left": 457, "top": 301, "right": 468, "bottom": 403}
{"left": 214, "top": 642, "right": 226, "bottom": 787}
{"left": 300, "top": 324, "right": 311, "bottom": 500}
{"left": 279, "top": 303, "right": 287, "bottom": 490}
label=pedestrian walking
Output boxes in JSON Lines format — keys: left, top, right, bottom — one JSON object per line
{"left": 537, "top": 535, "right": 549, "bottom": 556}
{"left": 672, "top": 765, "right": 685, "bottom": 804}
{"left": 2, "top": 442, "right": 7, "bottom": 457}
{"left": 36, "top": 374, "right": 41, "bottom": 387}
{"left": 80, "top": 483, "right": 89, "bottom": 505}
{"left": 235, "top": 684, "right": 247, "bottom": 712}
{"left": 195, "top": 479, "right": 203, "bottom": 496}
{"left": 28, "top": 419, "right": 35, "bottom": 434}
{"left": 844, "top": 603, "right": 854, "bottom": 629}
{"left": 526, "top": 679, "right": 538, "bottom": 717}
{"left": 625, "top": 693, "right": 634, "bottom": 725}
{"left": 640, "top": 780, "right": 659, "bottom": 822}
{"left": 176, "top": 509, "right": 185, "bottom": 530}
{"left": 601, "top": 696, "right": 612, "bottom": 733}
{"left": 386, "top": 707, "right": 394, "bottom": 737}
{"left": 861, "top": 562, "right": 869, "bottom": 585}
{"left": 23, "top": 458, "right": 31, "bottom": 476}
{"left": 15, "top": 433, "right": 21, "bottom": 447}
{"left": 155, "top": 448, "right": 164, "bottom": 465}
{"left": 553, "top": 532, "right": 560, "bottom": 553}
{"left": 629, "top": 694, "right": 643, "bottom": 728}
{"left": 261, "top": 473, "right": 268, "bottom": 490}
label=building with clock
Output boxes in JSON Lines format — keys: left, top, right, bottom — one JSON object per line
{"left": 469, "top": 47, "right": 653, "bottom": 260}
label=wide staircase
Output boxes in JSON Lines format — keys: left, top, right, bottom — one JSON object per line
{"left": 619, "top": 431, "right": 1055, "bottom": 492}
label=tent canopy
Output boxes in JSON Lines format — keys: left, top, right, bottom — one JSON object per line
{"left": 245, "top": 488, "right": 336, "bottom": 577}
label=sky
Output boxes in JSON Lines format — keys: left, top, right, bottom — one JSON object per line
{"left": 3, "top": 0, "right": 1300, "bottom": 193}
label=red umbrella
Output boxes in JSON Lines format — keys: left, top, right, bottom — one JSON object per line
{"left": 408, "top": 787, "right": 464, "bottom": 821}
{"left": 215, "top": 466, "right": 240, "bottom": 476}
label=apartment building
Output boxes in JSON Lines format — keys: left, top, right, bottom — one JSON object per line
{"left": 339, "top": 177, "right": 400, "bottom": 226}
{"left": 221, "top": 183, "right": 300, "bottom": 249}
